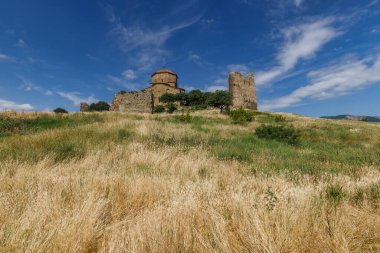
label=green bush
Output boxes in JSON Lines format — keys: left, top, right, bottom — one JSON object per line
{"left": 255, "top": 125, "right": 300, "bottom": 145}
{"left": 325, "top": 183, "right": 347, "bottom": 204}
{"left": 89, "top": 101, "right": 110, "bottom": 111}
{"left": 206, "top": 90, "right": 232, "bottom": 112}
{"left": 154, "top": 105, "right": 166, "bottom": 113}
{"left": 175, "top": 111, "right": 192, "bottom": 123}
{"left": 53, "top": 108, "right": 68, "bottom": 114}
{"left": 166, "top": 103, "right": 177, "bottom": 114}
{"left": 274, "top": 115, "right": 286, "bottom": 122}
{"left": 229, "top": 108, "right": 255, "bottom": 124}
{"left": 159, "top": 93, "right": 178, "bottom": 103}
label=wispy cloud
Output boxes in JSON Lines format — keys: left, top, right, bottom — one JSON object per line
{"left": 107, "top": 72, "right": 140, "bottom": 91}
{"left": 261, "top": 54, "right": 380, "bottom": 110}
{"left": 207, "top": 85, "right": 228, "bottom": 92}
{"left": 227, "top": 64, "right": 250, "bottom": 75}
{"left": 20, "top": 79, "right": 53, "bottom": 96}
{"left": 256, "top": 17, "right": 339, "bottom": 86}
{"left": 0, "top": 99, "right": 33, "bottom": 111}
{"left": 0, "top": 53, "right": 11, "bottom": 61}
{"left": 57, "top": 91, "right": 98, "bottom": 106}
{"left": 15, "top": 39, "right": 27, "bottom": 48}
{"left": 293, "top": 0, "right": 304, "bottom": 7}
{"left": 121, "top": 69, "right": 137, "bottom": 80}
{"left": 107, "top": 5, "right": 201, "bottom": 72}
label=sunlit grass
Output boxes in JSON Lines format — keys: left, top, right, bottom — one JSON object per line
{"left": 0, "top": 111, "right": 379, "bottom": 252}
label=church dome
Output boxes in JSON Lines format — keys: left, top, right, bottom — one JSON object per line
{"left": 152, "top": 69, "right": 177, "bottom": 76}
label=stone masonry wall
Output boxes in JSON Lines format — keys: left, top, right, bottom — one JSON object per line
{"left": 111, "top": 90, "right": 153, "bottom": 113}
{"left": 80, "top": 103, "right": 89, "bottom": 112}
{"left": 229, "top": 72, "right": 257, "bottom": 110}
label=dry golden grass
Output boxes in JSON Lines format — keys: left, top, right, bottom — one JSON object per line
{"left": 0, "top": 111, "right": 379, "bottom": 252}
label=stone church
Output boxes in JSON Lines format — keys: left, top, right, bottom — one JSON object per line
{"left": 110, "top": 69, "right": 185, "bottom": 113}
{"left": 88, "top": 68, "right": 257, "bottom": 113}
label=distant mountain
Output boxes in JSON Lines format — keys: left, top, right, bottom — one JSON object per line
{"left": 321, "top": 115, "right": 380, "bottom": 122}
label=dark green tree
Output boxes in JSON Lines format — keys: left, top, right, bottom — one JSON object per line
{"left": 89, "top": 101, "right": 110, "bottom": 111}
{"left": 187, "top": 89, "right": 206, "bottom": 106}
{"left": 166, "top": 102, "right": 177, "bottom": 114}
{"left": 53, "top": 107, "right": 68, "bottom": 114}
{"left": 207, "top": 90, "right": 232, "bottom": 112}
{"left": 159, "top": 93, "right": 178, "bottom": 103}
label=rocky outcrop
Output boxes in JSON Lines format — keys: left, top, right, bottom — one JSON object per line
{"left": 229, "top": 72, "right": 257, "bottom": 110}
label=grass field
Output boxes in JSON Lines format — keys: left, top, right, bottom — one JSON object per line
{"left": 0, "top": 110, "right": 379, "bottom": 252}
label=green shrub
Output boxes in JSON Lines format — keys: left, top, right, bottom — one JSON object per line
{"left": 166, "top": 103, "right": 177, "bottom": 114}
{"left": 274, "top": 115, "right": 286, "bottom": 122}
{"left": 175, "top": 111, "right": 192, "bottom": 123}
{"left": 325, "top": 183, "right": 347, "bottom": 204}
{"left": 229, "top": 108, "right": 255, "bottom": 124}
{"left": 89, "top": 101, "right": 110, "bottom": 111}
{"left": 154, "top": 105, "right": 165, "bottom": 113}
{"left": 117, "top": 129, "right": 131, "bottom": 141}
{"left": 53, "top": 108, "right": 68, "bottom": 114}
{"left": 255, "top": 125, "right": 300, "bottom": 145}
{"left": 206, "top": 90, "right": 232, "bottom": 112}
{"left": 159, "top": 93, "right": 178, "bottom": 103}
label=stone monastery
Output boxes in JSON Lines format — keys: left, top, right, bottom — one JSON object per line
{"left": 82, "top": 69, "right": 257, "bottom": 113}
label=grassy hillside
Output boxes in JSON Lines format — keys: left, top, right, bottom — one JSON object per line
{"left": 0, "top": 110, "right": 379, "bottom": 252}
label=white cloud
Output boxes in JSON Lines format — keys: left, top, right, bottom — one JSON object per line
{"left": 227, "top": 64, "right": 250, "bottom": 75}
{"left": 107, "top": 72, "right": 141, "bottom": 91}
{"left": 256, "top": 18, "right": 339, "bottom": 86}
{"left": 188, "top": 51, "right": 201, "bottom": 62}
{"left": 293, "top": 0, "right": 303, "bottom": 7}
{"left": 0, "top": 99, "right": 34, "bottom": 111}
{"left": 122, "top": 69, "right": 137, "bottom": 80}
{"left": 57, "top": 91, "right": 98, "bottom": 106}
{"left": 16, "top": 39, "right": 27, "bottom": 48}
{"left": 0, "top": 54, "right": 11, "bottom": 61}
{"left": 21, "top": 80, "right": 53, "bottom": 96}
{"left": 108, "top": 6, "right": 201, "bottom": 72}
{"left": 111, "top": 15, "right": 201, "bottom": 53}
{"left": 207, "top": 85, "right": 228, "bottom": 92}
{"left": 261, "top": 54, "right": 380, "bottom": 110}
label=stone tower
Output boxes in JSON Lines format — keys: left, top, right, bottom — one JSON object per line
{"left": 80, "top": 102, "right": 89, "bottom": 112}
{"left": 148, "top": 69, "right": 185, "bottom": 106}
{"left": 229, "top": 72, "right": 257, "bottom": 110}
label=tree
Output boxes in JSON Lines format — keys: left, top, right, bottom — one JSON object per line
{"left": 53, "top": 107, "right": 68, "bottom": 114}
{"left": 187, "top": 89, "right": 206, "bottom": 106}
{"left": 166, "top": 102, "right": 177, "bottom": 114}
{"left": 89, "top": 101, "right": 110, "bottom": 111}
{"left": 159, "top": 93, "right": 178, "bottom": 103}
{"left": 207, "top": 90, "right": 232, "bottom": 112}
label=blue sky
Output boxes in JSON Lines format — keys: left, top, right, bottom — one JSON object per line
{"left": 0, "top": 0, "right": 379, "bottom": 116}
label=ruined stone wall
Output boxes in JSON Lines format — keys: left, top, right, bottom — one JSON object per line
{"left": 111, "top": 91, "right": 153, "bottom": 113}
{"left": 229, "top": 72, "right": 257, "bottom": 110}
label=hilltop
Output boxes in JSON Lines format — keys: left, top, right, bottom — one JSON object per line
{"left": 321, "top": 114, "right": 380, "bottom": 122}
{"left": 0, "top": 110, "right": 379, "bottom": 252}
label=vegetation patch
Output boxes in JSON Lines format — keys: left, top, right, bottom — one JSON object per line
{"left": 228, "top": 108, "right": 255, "bottom": 124}
{"left": 255, "top": 124, "right": 300, "bottom": 145}
{"left": 0, "top": 113, "right": 103, "bottom": 137}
